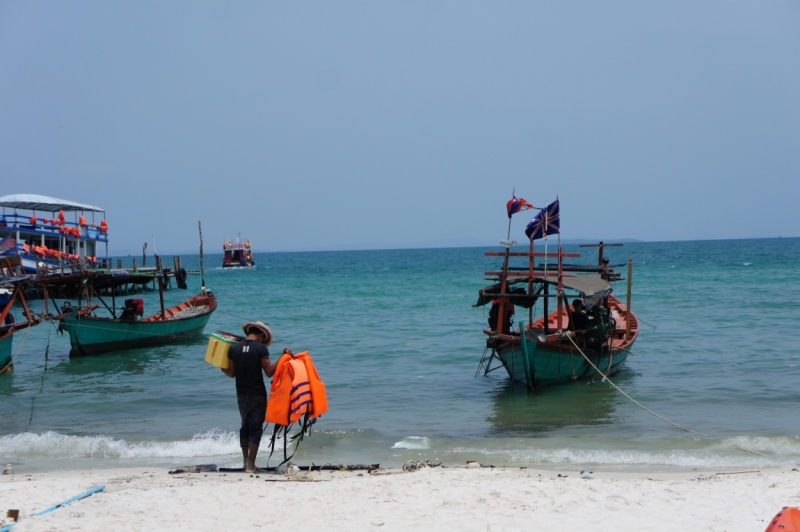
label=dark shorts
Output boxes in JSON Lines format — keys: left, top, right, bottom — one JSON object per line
{"left": 237, "top": 395, "right": 266, "bottom": 448}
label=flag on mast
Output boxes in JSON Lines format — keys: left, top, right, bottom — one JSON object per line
{"left": 506, "top": 196, "right": 535, "bottom": 218}
{"left": 524, "top": 199, "right": 560, "bottom": 241}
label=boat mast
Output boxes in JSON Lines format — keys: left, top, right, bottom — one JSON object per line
{"left": 158, "top": 271, "right": 166, "bottom": 320}
{"left": 497, "top": 188, "right": 515, "bottom": 335}
{"left": 198, "top": 220, "right": 206, "bottom": 294}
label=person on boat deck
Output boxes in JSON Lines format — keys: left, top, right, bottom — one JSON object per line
{"left": 571, "top": 299, "right": 590, "bottom": 331}
{"left": 488, "top": 299, "right": 514, "bottom": 333}
{"left": 222, "top": 321, "right": 282, "bottom": 473}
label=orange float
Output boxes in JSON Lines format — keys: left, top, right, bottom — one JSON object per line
{"left": 765, "top": 507, "right": 800, "bottom": 532}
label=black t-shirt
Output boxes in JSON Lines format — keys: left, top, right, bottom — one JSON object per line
{"left": 572, "top": 311, "right": 590, "bottom": 331}
{"left": 227, "top": 339, "right": 270, "bottom": 397}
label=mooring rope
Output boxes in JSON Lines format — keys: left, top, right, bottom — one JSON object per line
{"left": 217, "top": 308, "right": 257, "bottom": 323}
{"left": 27, "top": 327, "right": 51, "bottom": 432}
{"left": 563, "top": 332, "right": 765, "bottom": 458}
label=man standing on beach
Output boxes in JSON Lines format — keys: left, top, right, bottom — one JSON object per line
{"left": 221, "top": 321, "right": 281, "bottom": 473}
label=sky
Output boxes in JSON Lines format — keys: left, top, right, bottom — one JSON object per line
{"left": 1, "top": 1, "right": 798, "bottom": 254}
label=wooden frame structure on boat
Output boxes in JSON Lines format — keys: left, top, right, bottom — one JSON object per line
{"left": 476, "top": 240, "right": 639, "bottom": 389}
{"left": 0, "top": 277, "right": 42, "bottom": 374}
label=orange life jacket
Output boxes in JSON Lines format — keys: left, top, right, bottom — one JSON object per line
{"left": 266, "top": 351, "right": 328, "bottom": 426}
{"left": 79, "top": 215, "right": 87, "bottom": 227}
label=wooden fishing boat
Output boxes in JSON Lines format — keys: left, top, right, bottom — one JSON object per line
{"left": 38, "top": 271, "right": 217, "bottom": 356}
{"left": 0, "top": 277, "right": 41, "bottom": 374}
{"left": 475, "top": 199, "right": 639, "bottom": 389}
{"left": 222, "top": 235, "right": 254, "bottom": 268}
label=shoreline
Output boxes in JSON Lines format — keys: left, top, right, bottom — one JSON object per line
{"left": 2, "top": 465, "right": 798, "bottom": 531}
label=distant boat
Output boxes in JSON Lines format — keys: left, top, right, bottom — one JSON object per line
{"left": 0, "top": 277, "right": 41, "bottom": 374}
{"left": 475, "top": 201, "right": 639, "bottom": 389}
{"left": 38, "top": 271, "right": 217, "bottom": 356}
{"left": 222, "top": 235, "right": 254, "bottom": 268}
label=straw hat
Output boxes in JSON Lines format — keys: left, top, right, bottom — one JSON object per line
{"left": 242, "top": 321, "right": 273, "bottom": 346}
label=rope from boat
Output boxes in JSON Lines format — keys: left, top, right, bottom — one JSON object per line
{"left": 0, "top": 324, "right": 32, "bottom": 374}
{"left": 27, "top": 327, "right": 51, "bottom": 431}
{"left": 563, "top": 332, "right": 766, "bottom": 458}
{"left": 217, "top": 308, "right": 258, "bottom": 323}
{"left": 637, "top": 316, "right": 657, "bottom": 331}
{"left": 565, "top": 332, "right": 709, "bottom": 436}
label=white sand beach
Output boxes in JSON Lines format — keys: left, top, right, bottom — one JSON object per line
{"left": 1, "top": 466, "right": 798, "bottom": 531}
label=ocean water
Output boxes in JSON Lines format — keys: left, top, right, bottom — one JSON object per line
{"left": 1, "top": 238, "right": 799, "bottom": 472}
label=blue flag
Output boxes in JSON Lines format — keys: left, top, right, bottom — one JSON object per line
{"left": 525, "top": 199, "right": 560, "bottom": 241}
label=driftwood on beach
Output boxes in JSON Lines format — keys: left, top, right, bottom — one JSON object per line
{"left": 218, "top": 464, "right": 382, "bottom": 473}
{"left": 169, "top": 463, "right": 381, "bottom": 474}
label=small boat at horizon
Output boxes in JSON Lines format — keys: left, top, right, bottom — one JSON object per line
{"left": 222, "top": 235, "right": 254, "bottom": 268}
{"left": 475, "top": 197, "right": 639, "bottom": 389}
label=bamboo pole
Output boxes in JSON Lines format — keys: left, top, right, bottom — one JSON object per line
{"left": 158, "top": 271, "right": 166, "bottom": 320}
{"left": 198, "top": 221, "right": 206, "bottom": 293}
{"left": 557, "top": 246, "right": 563, "bottom": 331}
{"left": 625, "top": 258, "right": 633, "bottom": 338}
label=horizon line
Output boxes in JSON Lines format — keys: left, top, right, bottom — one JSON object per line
{"left": 106, "top": 235, "right": 799, "bottom": 256}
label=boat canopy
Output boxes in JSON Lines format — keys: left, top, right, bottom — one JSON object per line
{"left": 475, "top": 273, "right": 612, "bottom": 309}
{"left": 0, "top": 194, "right": 105, "bottom": 213}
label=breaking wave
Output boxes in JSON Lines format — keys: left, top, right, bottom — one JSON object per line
{"left": 0, "top": 430, "right": 240, "bottom": 460}
{"left": 392, "top": 436, "right": 430, "bottom": 450}
{"left": 444, "top": 436, "right": 800, "bottom": 469}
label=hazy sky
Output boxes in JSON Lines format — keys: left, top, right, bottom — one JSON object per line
{"left": 1, "top": 1, "right": 798, "bottom": 254}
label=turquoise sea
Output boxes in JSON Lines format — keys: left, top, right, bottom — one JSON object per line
{"left": 1, "top": 238, "right": 799, "bottom": 472}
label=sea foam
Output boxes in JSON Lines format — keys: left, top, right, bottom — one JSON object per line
{"left": 392, "top": 436, "right": 430, "bottom": 450}
{"left": 0, "top": 430, "right": 240, "bottom": 460}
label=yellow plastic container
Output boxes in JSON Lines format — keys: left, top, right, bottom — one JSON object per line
{"left": 205, "top": 333, "right": 237, "bottom": 369}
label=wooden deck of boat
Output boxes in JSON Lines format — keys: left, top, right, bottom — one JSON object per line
{"left": 141, "top": 293, "right": 215, "bottom": 322}
{"left": 528, "top": 295, "right": 639, "bottom": 348}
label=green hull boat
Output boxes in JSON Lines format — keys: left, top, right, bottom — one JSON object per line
{"left": 62, "top": 292, "right": 217, "bottom": 356}
{"left": 482, "top": 293, "right": 637, "bottom": 387}
{"left": 476, "top": 233, "right": 639, "bottom": 389}
{"left": 0, "top": 333, "right": 12, "bottom": 373}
